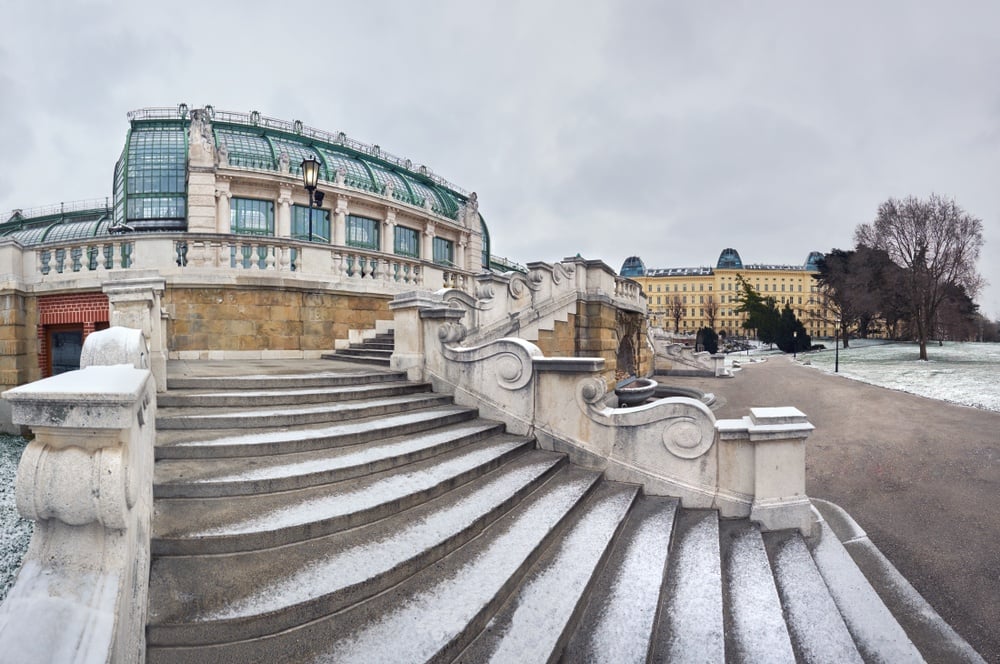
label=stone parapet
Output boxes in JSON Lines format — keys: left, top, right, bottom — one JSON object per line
{"left": 0, "top": 327, "right": 156, "bottom": 663}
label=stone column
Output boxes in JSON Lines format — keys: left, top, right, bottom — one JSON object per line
{"left": 388, "top": 291, "right": 444, "bottom": 382}
{"left": 276, "top": 186, "right": 292, "bottom": 238}
{"left": 103, "top": 277, "right": 167, "bottom": 392}
{"left": 423, "top": 221, "right": 436, "bottom": 262}
{"left": 456, "top": 235, "right": 468, "bottom": 271}
{"left": 382, "top": 209, "right": 396, "bottom": 255}
{"left": 214, "top": 178, "right": 232, "bottom": 234}
{"left": 334, "top": 196, "right": 348, "bottom": 246}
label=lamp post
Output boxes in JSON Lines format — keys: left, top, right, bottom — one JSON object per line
{"left": 793, "top": 330, "right": 798, "bottom": 360}
{"left": 300, "top": 156, "right": 321, "bottom": 242}
{"left": 834, "top": 318, "right": 840, "bottom": 373}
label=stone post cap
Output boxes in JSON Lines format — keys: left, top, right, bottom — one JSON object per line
{"left": 80, "top": 327, "right": 149, "bottom": 370}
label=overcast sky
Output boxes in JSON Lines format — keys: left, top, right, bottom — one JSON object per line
{"left": 2, "top": 0, "right": 998, "bottom": 316}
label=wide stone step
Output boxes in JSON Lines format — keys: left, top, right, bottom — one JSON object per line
{"left": 155, "top": 405, "right": 479, "bottom": 459}
{"left": 652, "top": 509, "right": 725, "bottom": 663}
{"left": 563, "top": 495, "right": 679, "bottom": 663}
{"left": 146, "top": 466, "right": 602, "bottom": 664}
{"left": 321, "top": 350, "right": 392, "bottom": 366}
{"left": 146, "top": 451, "right": 567, "bottom": 648}
{"left": 807, "top": 517, "right": 924, "bottom": 662}
{"left": 458, "top": 482, "right": 638, "bottom": 663}
{"left": 355, "top": 341, "right": 394, "bottom": 350}
{"left": 721, "top": 520, "right": 796, "bottom": 664}
{"left": 765, "top": 530, "right": 863, "bottom": 663}
{"left": 154, "top": 419, "right": 507, "bottom": 497}
{"left": 152, "top": 434, "right": 535, "bottom": 555}
{"left": 156, "top": 392, "right": 453, "bottom": 429}
{"left": 167, "top": 368, "right": 404, "bottom": 391}
{"left": 156, "top": 380, "right": 428, "bottom": 408}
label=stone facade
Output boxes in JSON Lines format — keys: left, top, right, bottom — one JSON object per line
{"left": 164, "top": 287, "right": 392, "bottom": 358}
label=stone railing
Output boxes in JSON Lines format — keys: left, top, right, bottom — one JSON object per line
{"left": 3, "top": 233, "right": 470, "bottom": 296}
{"left": 390, "top": 294, "right": 814, "bottom": 534}
{"left": 651, "top": 334, "right": 731, "bottom": 377}
{"left": 0, "top": 327, "right": 155, "bottom": 663}
{"left": 436, "top": 257, "right": 645, "bottom": 345}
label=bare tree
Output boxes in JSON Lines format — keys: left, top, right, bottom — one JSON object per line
{"left": 855, "top": 194, "right": 984, "bottom": 360}
{"left": 669, "top": 295, "right": 684, "bottom": 334}
{"left": 704, "top": 294, "right": 718, "bottom": 330}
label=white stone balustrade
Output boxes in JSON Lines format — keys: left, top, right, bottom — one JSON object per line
{"left": 5, "top": 233, "right": 471, "bottom": 296}
{"left": 0, "top": 327, "right": 156, "bottom": 664}
{"left": 390, "top": 293, "right": 815, "bottom": 533}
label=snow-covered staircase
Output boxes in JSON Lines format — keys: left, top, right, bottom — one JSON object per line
{"left": 145, "top": 363, "right": 976, "bottom": 663}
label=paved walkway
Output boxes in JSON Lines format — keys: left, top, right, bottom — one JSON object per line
{"left": 664, "top": 356, "right": 1000, "bottom": 662}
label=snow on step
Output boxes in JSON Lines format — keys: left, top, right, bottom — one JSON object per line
{"left": 723, "top": 522, "right": 795, "bottom": 664}
{"left": 161, "top": 421, "right": 500, "bottom": 487}
{"left": 769, "top": 533, "right": 862, "bottom": 663}
{"left": 564, "top": 496, "right": 677, "bottom": 664}
{"left": 809, "top": 519, "right": 924, "bottom": 662}
{"left": 317, "top": 472, "right": 600, "bottom": 664}
{"left": 656, "top": 510, "right": 724, "bottom": 663}
{"left": 201, "top": 455, "right": 564, "bottom": 621}
{"left": 188, "top": 438, "right": 528, "bottom": 537}
{"left": 160, "top": 393, "right": 443, "bottom": 424}
{"left": 461, "top": 483, "right": 637, "bottom": 663}
{"left": 168, "top": 382, "right": 412, "bottom": 399}
{"left": 167, "top": 406, "right": 470, "bottom": 449}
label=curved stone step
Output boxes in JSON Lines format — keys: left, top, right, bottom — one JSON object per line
{"left": 765, "top": 531, "right": 863, "bottom": 663}
{"left": 652, "top": 509, "right": 725, "bottom": 663}
{"left": 721, "top": 520, "right": 796, "bottom": 664}
{"left": 155, "top": 405, "right": 478, "bottom": 459}
{"left": 458, "top": 482, "right": 638, "bottom": 663}
{"left": 562, "top": 495, "right": 678, "bottom": 663}
{"left": 147, "top": 451, "right": 567, "bottom": 647}
{"left": 156, "top": 380, "right": 429, "bottom": 408}
{"left": 152, "top": 434, "right": 535, "bottom": 555}
{"left": 167, "top": 369, "right": 404, "bottom": 391}
{"left": 154, "top": 419, "right": 507, "bottom": 497}
{"left": 156, "top": 392, "right": 453, "bottom": 429}
{"left": 146, "top": 466, "right": 603, "bottom": 664}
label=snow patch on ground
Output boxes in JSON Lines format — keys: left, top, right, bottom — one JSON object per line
{"left": 804, "top": 341, "right": 1000, "bottom": 412}
{"left": 664, "top": 514, "right": 723, "bottom": 662}
{"left": 0, "top": 435, "right": 32, "bottom": 602}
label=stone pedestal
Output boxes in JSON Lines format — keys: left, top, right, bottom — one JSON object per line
{"left": 103, "top": 276, "right": 167, "bottom": 391}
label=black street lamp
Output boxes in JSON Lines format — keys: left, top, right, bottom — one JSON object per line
{"left": 834, "top": 318, "right": 840, "bottom": 373}
{"left": 793, "top": 330, "right": 798, "bottom": 360}
{"left": 300, "top": 156, "right": 321, "bottom": 242}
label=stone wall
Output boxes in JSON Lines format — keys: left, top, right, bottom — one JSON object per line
{"left": 164, "top": 286, "right": 393, "bottom": 356}
{"left": 533, "top": 303, "right": 651, "bottom": 381}
{"left": 0, "top": 292, "right": 37, "bottom": 433}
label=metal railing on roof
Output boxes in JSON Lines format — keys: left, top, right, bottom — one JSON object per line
{"left": 126, "top": 106, "right": 471, "bottom": 198}
{"left": 4, "top": 198, "right": 112, "bottom": 224}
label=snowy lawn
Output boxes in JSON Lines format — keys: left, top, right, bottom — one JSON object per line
{"left": 1, "top": 434, "right": 32, "bottom": 601}
{"left": 800, "top": 340, "right": 1000, "bottom": 413}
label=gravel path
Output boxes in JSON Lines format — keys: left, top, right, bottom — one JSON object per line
{"left": 664, "top": 356, "right": 1000, "bottom": 662}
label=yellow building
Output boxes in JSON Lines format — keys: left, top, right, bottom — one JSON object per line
{"left": 619, "top": 249, "right": 835, "bottom": 339}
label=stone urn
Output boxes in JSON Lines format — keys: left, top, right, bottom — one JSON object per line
{"left": 614, "top": 376, "right": 658, "bottom": 407}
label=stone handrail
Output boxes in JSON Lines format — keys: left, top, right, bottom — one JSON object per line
{"left": 390, "top": 294, "right": 814, "bottom": 534}
{"left": 0, "top": 327, "right": 156, "bottom": 663}
{"left": 429, "top": 257, "right": 645, "bottom": 347}
{"left": 651, "top": 334, "right": 731, "bottom": 377}
{"left": 0, "top": 233, "right": 471, "bottom": 296}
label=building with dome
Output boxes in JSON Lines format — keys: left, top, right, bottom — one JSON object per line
{"left": 0, "top": 105, "right": 512, "bottom": 425}
{"left": 621, "top": 249, "right": 835, "bottom": 337}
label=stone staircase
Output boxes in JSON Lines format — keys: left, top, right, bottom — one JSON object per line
{"left": 145, "top": 363, "right": 967, "bottom": 663}
{"left": 323, "top": 329, "right": 395, "bottom": 366}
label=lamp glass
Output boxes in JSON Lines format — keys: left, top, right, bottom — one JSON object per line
{"left": 301, "top": 157, "right": 320, "bottom": 190}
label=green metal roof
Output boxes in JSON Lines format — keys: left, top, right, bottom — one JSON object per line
{"left": 1, "top": 202, "right": 113, "bottom": 247}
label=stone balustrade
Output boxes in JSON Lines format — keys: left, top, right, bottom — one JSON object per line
{"left": 4, "top": 233, "right": 470, "bottom": 295}
{"left": 390, "top": 293, "right": 815, "bottom": 534}
{"left": 0, "top": 327, "right": 156, "bottom": 663}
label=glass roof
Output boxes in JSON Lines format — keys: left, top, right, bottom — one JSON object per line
{"left": 1, "top": 209, "right": 113, "bottom": 246}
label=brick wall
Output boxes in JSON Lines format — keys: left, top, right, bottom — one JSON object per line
{"left": 36, "top": 293, "right": 110, "bottom": 377}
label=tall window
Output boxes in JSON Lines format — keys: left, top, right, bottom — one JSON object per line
{"left": 231, "top": 198, "right": 274, "bottom": 235}
{"left": 394, "top": 226, "right": 420, "bottom": 257}
{"left": 433, "top": 237, "right": 455, "bottom": 265}
{"left": 346, "top": 214, "right": 380, "bottom": 250}
{"left": 291, "top": 204, "right": 330, "bottom": 242}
